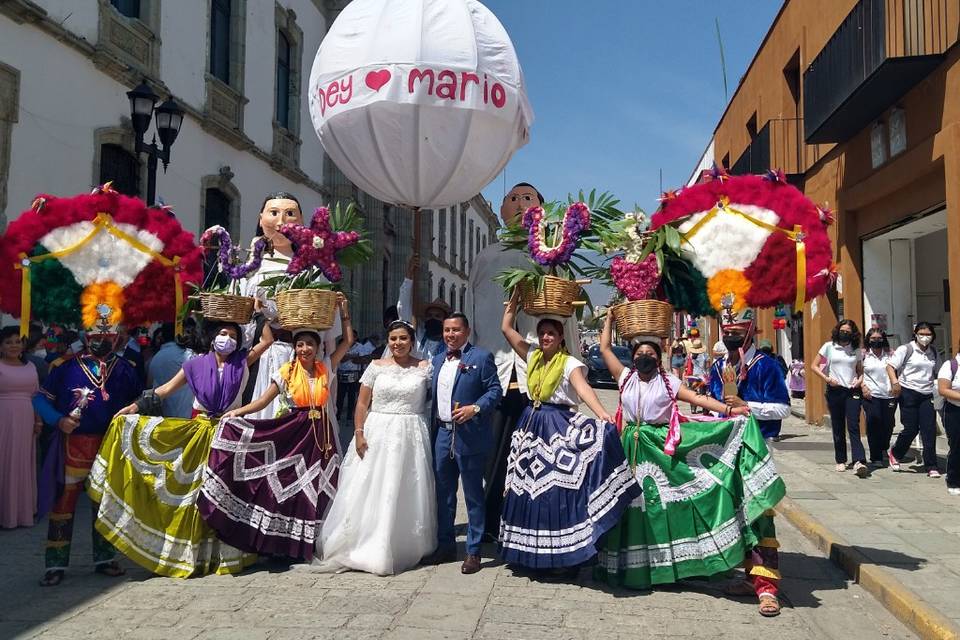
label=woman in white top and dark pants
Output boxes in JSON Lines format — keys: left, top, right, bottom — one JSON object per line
{"left": 813, "top": 320, "right": 866, "bottom": 476}
{"left": 937, "top": 344, "right": 960, "bottom": 494}
{"left": 861, "top": 328, "right": 896, "bottom": 467}
{"left": 887, "top": 322, "right": 942, "bottom": 476}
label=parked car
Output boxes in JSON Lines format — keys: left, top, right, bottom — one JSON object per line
{"left": 586, "top": 344, "right": 632, "bottom": 388}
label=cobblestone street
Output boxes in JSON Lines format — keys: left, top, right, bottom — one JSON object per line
{"left": 0, "top": 389, "right": 916, "bottom": 640}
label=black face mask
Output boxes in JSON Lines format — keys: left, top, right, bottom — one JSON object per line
{"left": 424, "top": 318, "right": 443, "bottom": 339}
{"left": 868, "top": 340, "right": 884, "bottom": 349}
{"left": 723, "top": 336, "right": 745, "bottom": 352}
{"left": 838, "top": 331, "right": 852, "bottom": 343}
{"left": 87, "top": 340, "right": 114, "bottom": 358}
{"left": 634, "top": 355, "right": 659, "bottom": 374}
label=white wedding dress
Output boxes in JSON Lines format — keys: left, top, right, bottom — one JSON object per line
{"left": 316, "top": 360, "right": 437, "bottom": 575}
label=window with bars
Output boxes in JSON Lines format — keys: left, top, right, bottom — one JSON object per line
{"left": 204, "top": 188, "right": 232, "bottom": 232}
{"left": 210, "top": 0, "right": 232, "bottom": 84}
{"left": 449, "top": 207, "right": 457, "bottom": 267}
{"left": 98, "top": 144, "right": 140, "bottom": 197}
{"left": 276, "top": 31, "right": 291, "bottom": 129}
{"left": 438, "top": 209, "right": 447, "bottom": 263}
{"left": 449, "top": 284, "right": 456, "bottom": 310}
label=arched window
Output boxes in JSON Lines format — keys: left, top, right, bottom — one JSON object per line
{"left": 204, "top": 188, "right": 231, "bottom": 232}
{"left": 459, "top": 285, "right": 466, "bottom": 312}
{"left": 449, "top": 284, "right": 456, "bottom": 310}
{"left": 99, "top": 144, "right": 140, "bottom": 197}
{"left": 276, "top": 31, "right": 291, "bottom": 129}
{"left": 438, "top": 277, "right": 446, "bottom": 300}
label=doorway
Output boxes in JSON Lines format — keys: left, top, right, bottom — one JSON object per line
{"left": 861, "top": 208, "right": 951, "bottom": 356}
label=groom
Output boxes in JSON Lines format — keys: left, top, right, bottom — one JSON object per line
{"left": 429, "top": 313, "right": 502, "bottom": 574}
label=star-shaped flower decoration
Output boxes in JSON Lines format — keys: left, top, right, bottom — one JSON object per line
{"left": 657, "top": 189, "right": 680, "bottom": 204}
{"left": 817, "top": 204, "right": 835, "bottom": 226}
{"left": 763, "top": 168, "right": 788, "bottom": 184}
{"left": 708, "top": 163, "right": 730, "bottom": 183}
{"left": 31, "top": 196, "right": 47, "bottom": 212}
{"left": 90, "top": 181, "right": 116, "bottom": 195}
{"left": 815, "top": 263, "right": 840, "bottom": 288}
{"left": 280, "top": 206, "right": 361, "bottom": 282}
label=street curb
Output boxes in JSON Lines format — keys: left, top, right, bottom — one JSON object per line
{"left": 776, "top": 496, "right": 960, "bottom": 640}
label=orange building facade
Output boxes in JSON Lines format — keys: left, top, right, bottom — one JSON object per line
{"left": 700, "top": 0, "right": 960, "bottom": 423}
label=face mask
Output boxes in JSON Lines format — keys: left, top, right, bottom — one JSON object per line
{"left": 868, "top": 340, "right": 884, "bottom": 349}
{"left": 213, "top": 335, "right": 237, "bottom": 355}
{"left": 723, "top": 336, "right": 745, "bottom": 352}
{"left": 916, "top": 335, "right": 933, "bottom": 347}
{"left": 87, "top": 340, "right": 113, "bottom": 358}
{"left": 424, "top": 318, "right": 443, "bottom": 338}
{"left": 838, "top": 331, "right": 852, "bottom": 343}
{"left": 634, "top": 354, "right": 658, "bottom": 374}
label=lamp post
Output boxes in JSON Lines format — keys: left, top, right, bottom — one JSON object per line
{"left": 126, "top": 80, "right": 184, "bottom": 205}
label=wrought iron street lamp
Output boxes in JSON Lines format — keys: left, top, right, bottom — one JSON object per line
{"left": 126, "top": 80, "right": 184, "bottom": 205}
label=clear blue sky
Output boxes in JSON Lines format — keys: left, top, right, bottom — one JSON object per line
{"left": 480, "top": 1, "right": 784, "bottom": 217}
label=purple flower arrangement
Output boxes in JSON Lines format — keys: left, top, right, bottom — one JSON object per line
{"left": 522, "top": 202, "right": 591, "bottom": 267}
{"left": 200, "top": 226, "right": 268, "bottom": 281}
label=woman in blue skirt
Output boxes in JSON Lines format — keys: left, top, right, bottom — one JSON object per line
{"left": 498, "top": 293, "right": 641, "bottom": 571}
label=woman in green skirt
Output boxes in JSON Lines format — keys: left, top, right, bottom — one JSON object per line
{"left": 593, "top": 312, "right": 785, "bottom": 591}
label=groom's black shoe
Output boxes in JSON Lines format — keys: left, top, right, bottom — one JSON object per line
{"left": 461, "top": 554, "right": 481, "bottom": 574}
{"left": 423, "top": 547, "right": 457, "bottom": 565}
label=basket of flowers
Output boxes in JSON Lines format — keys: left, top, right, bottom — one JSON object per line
{"left": 197, "top": 226, "right": 268, "bottom": 324}
{"left": 260, "top": 202, "right": 372, "bottom": 331}
{"left": 497, "top": 191, "right": 624, "bottom": 317}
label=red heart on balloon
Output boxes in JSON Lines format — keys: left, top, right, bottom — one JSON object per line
{"left": 365, "top": 70, "right": 391, "bottom": 92}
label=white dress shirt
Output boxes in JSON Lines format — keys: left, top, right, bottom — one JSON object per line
{"left": 468, "top": 242, "right": 580, "bottom": 395}
{"left": 862, "top": 350, "right": 893, "bottom": 399}
{"left": 436, "top": 354, "right": 460, "bottom": 422}
{"left": 888, "top": 341, "right": 940, "bottom": 394}
{"left": 938, "top": 356, "right": 960, "bottom": 407}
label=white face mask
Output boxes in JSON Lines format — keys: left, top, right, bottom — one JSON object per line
{"left": 213, "top": 335, "right": 237, "bottom": 355}
{"left": 916, "top": 335, "right": 933, "bottom": 347}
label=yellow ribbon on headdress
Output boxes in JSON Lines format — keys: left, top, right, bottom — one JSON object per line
{"left": 680, "top": 196, "right": 807, "bottom": 312}
{"left": 15, "top": 212, "right": 185, "bottom": 337}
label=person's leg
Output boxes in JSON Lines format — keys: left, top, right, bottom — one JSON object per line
{"left": 482, "top": 388, "right": 524, "bottom": 538}
{"left": 917, "top": 393, "right": 938, "bottom": 470}
{"left": 458, "top": 453, "right": 488, "bottom": 558}
{"left": 845, "top": 392, "right": 866, "bottom": 464}
{"left": 825, "top": 388, "right": 848, "bottom": 464}
{"left": 745, "top": 511, "right": 781, "bottom": 615}
{"left": 44, "top": 481, "right": 83, "bottom": 574}
{"left": 944, "top": 405, "right": 960, "bottom": 488}
{"left": 433, "top": 428, "right": 459, "bottom": 552}
{"left": 882, "top": 399, "right": 897, "bottom": 458}
{"left": 863, "top": 398, "right": 882, "bottom": 462}
{"left": 891, "top": 389, "right": 920, "bottom": 460}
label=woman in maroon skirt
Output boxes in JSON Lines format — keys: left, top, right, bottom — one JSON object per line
{"left": 199, "top": 293, "right": 353, "bottom": 561}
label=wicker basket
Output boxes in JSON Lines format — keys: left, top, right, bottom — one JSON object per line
{"left": 611, "top": 299, "right": 674, "bottom": 339}
{"left": 276, "top": 288, "right": 337, "bottom": 331}
{"left": 518, "top": 276, "right": 585, "bottom": 317}
{"left": 198, "top": 292, "right": 255, "bottom": 324}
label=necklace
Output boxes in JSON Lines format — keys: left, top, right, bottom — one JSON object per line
{"left": 77, "top": 355, "right": 117, "bottom": 401}
{"left": 301, "top": 359, "right": 332, "bottom": 458}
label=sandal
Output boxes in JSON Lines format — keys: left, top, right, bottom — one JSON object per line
{"left": 94, "top": 561, "right": 126, "bottom": 578}
{"left": 39, "top": 570, "right": 64, "bottom": 587}
{"left": 759, "top": 594, "right": 781, "bottom": 617}
{"left": 724, "top": 579, "right": 755, "bottom": 597}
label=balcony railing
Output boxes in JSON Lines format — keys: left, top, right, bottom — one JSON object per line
{"left": 804, "top": 0, "right": 954, "bottom": 144}
{"left": 730, "top": 118, "right": 824, "bottom": 180}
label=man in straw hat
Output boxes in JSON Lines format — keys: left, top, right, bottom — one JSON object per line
{"left": 397, "top": 254, "right": 452, "bottom": 360}
{"left": 709, "top": 300, "right": 790, "bottom": 617}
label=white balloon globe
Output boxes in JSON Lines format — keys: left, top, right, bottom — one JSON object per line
{"left": 308, "top": 0, "right": 533, "bottom": 209}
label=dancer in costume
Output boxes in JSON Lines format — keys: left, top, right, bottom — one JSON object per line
{"left": 243, "top": 192, "right": 342, "bottom": 419}
{"left": 709, "top": 306, "right": 791, "bottom": 617}
{"left": 318, "top": 320, "right": 437, "bottom": 575}
{"left": 498, "top": 295, "right": 640, "bottom": 572}
{"left": 470, "top": 182, "right": 580, "bottom": 541}
{"left": 593, "top": 311, "right": 781, "bottom": 594}
{"left": 34, "top": 310, "right": 142, "bottom": 586}
{"left": 89, "top": 321, "right": 274, "bottom": 578}
{"left": 202, "top": 293, "right": 353, "bottom": 561}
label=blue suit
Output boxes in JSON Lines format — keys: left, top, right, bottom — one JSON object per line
{"left": 431, "top": 342, "right": 502, "bottom": 555}
{"left": 709, "top": 349, "right": 790, "bottom": 439}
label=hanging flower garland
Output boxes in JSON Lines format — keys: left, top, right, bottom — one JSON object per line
{"left": 522, "top": 202, "right": 591, "bottom": 267}
{"left": 200, "top": 225, "right": 268, "bottom": 281}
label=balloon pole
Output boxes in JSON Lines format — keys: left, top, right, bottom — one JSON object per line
{"left": 412, "top": 206, "right": 422, "bottom": 315}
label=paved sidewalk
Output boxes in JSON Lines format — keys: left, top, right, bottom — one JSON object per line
{"left": 769, "top": 415, "right": 960, "bottom": 636}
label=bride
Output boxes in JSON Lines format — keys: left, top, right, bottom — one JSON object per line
{"left": 316, "top": 320, "right": 436, "bottom": 574}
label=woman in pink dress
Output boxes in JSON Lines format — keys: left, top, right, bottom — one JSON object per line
{"left": 0, "top": 325, "right": 41, "bottom": 528}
